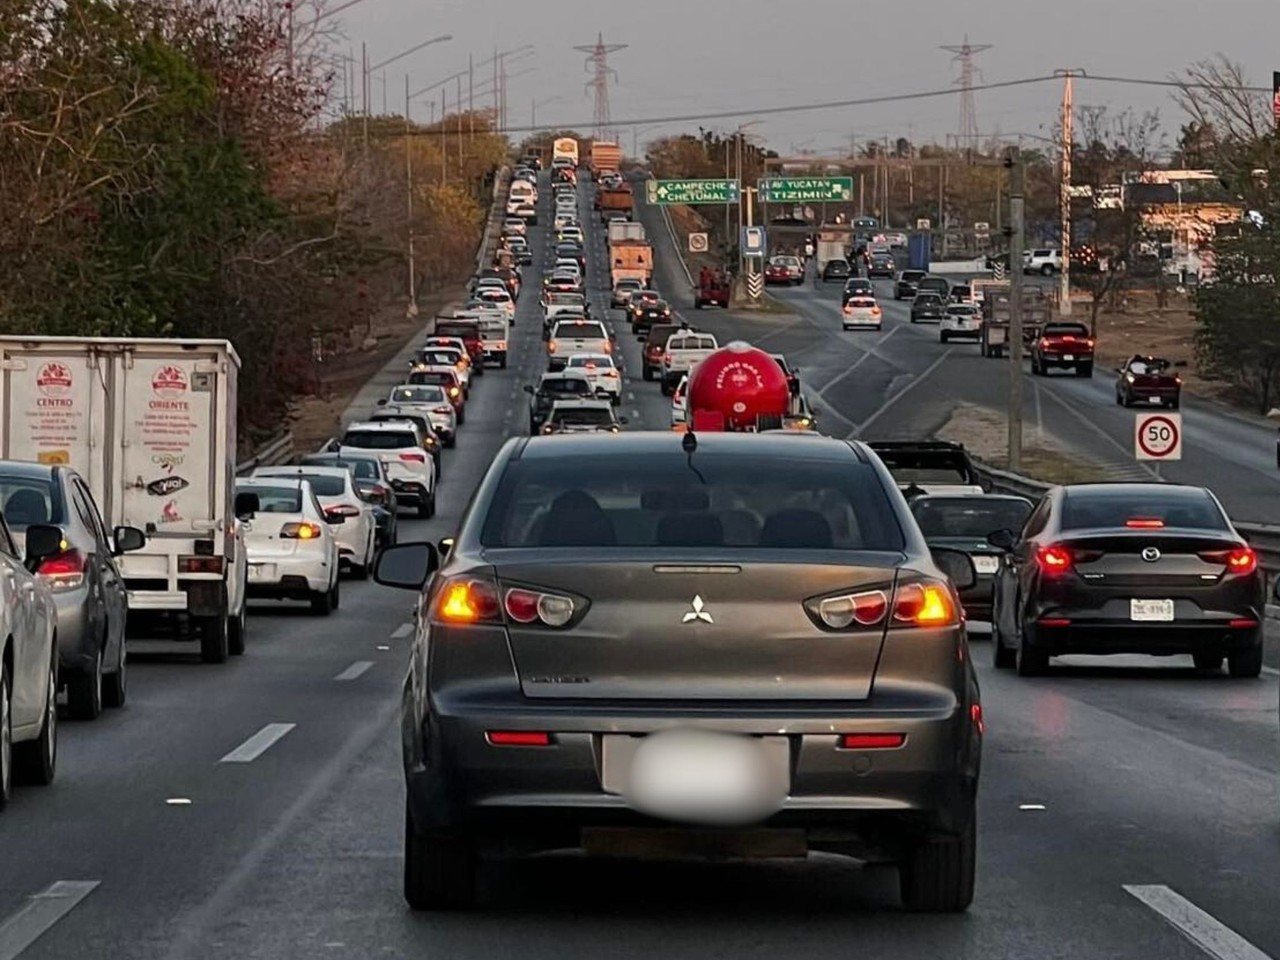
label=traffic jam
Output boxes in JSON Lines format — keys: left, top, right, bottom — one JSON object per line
{"left": 0, "top": 133, "right": 1273, "bottom": 946}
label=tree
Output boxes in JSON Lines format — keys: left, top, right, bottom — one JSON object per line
{"left": 1067, "top": 106, "right": 1164, "bottom": 334}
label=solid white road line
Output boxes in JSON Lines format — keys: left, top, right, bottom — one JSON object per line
{"left": 334, "top": 661, "right": 373, "bottom": 682}
{"left": 390, "top": 623, "right": 413, "bottom": 639}
{"left": 0, "top": 881, "right": 100, "bottom": 960}
{"left": 853, "top": 348, "right": 955, "bottom": 437}
{"left": 1124, "top": 885, "right": 1274, "bottom": 960}
{"left": 817, "top": 326, "right": 902, "bottom": 399}
{"left": 219, "top": 723, "right": 296, "bottom": 764}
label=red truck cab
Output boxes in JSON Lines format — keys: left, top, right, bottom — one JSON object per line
{"left": 1031, "top": 321, "right": 1094, "bottom": 377}
{"left": 694, "top": 268, "right": 730, "bottom": 309}
{"left": 432, "top": 320, "right": 486, "bottom": 372}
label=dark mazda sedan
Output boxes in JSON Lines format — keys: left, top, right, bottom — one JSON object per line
{"left": 988, "top": 483, "right": 1264, "bottom": 676}
{"left": 376, "top": 432, "right": 982, "bottom": 914}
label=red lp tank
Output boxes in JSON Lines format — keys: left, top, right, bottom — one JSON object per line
{"left": 685, "top": 341, "right": 792, "bottom": 431}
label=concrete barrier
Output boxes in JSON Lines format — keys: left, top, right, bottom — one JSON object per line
{"left": 925, "top": 259, "right": 989, "bottom": 275}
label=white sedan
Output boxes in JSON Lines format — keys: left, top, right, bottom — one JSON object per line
{"left": 237, "top": 477, "right": 341, "bottom": 614}
{"left": 565, "top": 353, "right": 622, "bottom": 405}
{"left": 671, "top": 374, "right": 688, "bottom": 428}
{"left": 842, "top": 296, "right": 883, "bottom": 330}
{"left": 939, "top": 304, "right": 983, "bottom": 343}
{"left": 380, "top": 383, "right": 459, "bottom": 444}
{"left": 252, "top": 466, "right": 377, "bottom": 579}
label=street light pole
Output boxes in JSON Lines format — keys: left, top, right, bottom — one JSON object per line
{"left": 1007, "top": 147, "right": 1026, "bottom": 473}
{"left": 1058, "top": 70, "right": 1077, "bottom": 315}
{"left": 405, "top": 73, "right": 418, "bottom": 318}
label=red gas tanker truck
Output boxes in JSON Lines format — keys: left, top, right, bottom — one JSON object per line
{"left": 678, "top": 341, "right": 812, "bottom": 432}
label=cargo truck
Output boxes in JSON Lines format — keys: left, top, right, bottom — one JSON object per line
{"left": 0, "top": 336, "right": 248, "bottom": 662}
{"left": 607, "top": 220, "right": 646, "bottom": 244}
{"left": 588, "top": 141, "right": 622, "bottom": 178}
{"left": 608, "top": 239, "right": 653, "bottom": 287}
{"left": 597, "top": 184, "right": 634, "bottom": 221}
{"left": 553, "top": 137, "right": 579, "bottom": 168}
{"left": 815, "top": 224, "right": 853, "bottom": 273}
{"left": 978, "top": 287, "right": 1054, "bottom": 358}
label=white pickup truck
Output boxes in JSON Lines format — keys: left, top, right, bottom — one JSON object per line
{"left": 660, "top": 331, "right": 718, "bottom": 395}
{"left": 547, "top": 319, "right": 612, "bottom": 371}
{"left": 475, "top": 317, "right": 509, "bottom": 369}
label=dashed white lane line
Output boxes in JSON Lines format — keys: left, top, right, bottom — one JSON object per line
{"left": 852, "top": 347, "right": 954, "bottom": 438}
{"left": 219, "top": 723, "right": 296, "bottom": 763}
{"left": 1124, "top": 885, "right": 1274, "bottom": 960}
{"left": 0, "top": 881, "right": 100, "bottom": 960}
{"left": 334, "top": 661, "right": 374, "bottom": 682}
{"left": 390, "top": 623, "right": 413, "bottom": 639}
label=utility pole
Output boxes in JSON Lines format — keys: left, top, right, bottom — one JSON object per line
{"left": 575, "top": 34, "right": 626, "bottom": 142}
{"left": 441, "top": 87, "right": 447, "bottom": 184}
{"left": 404, "top": 73, "right": 417, "bottom": 319}
{"left": 361, "top": 41, "right": 369, "bottom": 150}
{"left": 1058, "top": 69, "right": 1078, "bottom": 315}
{"left": 468, "top": 53, "right": 474, "bottom": 141}
{"left": 1007, "top": 147, "right": 1026, "bottom": 472}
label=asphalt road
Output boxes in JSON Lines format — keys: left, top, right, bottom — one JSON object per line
{"left": 0, "top": 175, "right": 1277, "bottom": 960}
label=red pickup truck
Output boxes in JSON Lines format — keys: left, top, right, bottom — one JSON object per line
{"left": 1030, "top": 321, "right": 1094, "bottom": 377}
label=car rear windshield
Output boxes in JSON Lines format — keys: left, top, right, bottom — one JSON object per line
{"left": 912, "top": 498, "right": 1032, "bottom": 538}
{"left": 540, "top": 378, "right": 592, "bottom": 396}
{"left": 341, "top": 430, "right": 418, "bottom": 450}
{"left": 480, "top": 455, "right": 906, "bottom": 550}
{"left": 873, "top": 449, "right": 976, "bottom": 485}
{"left": 301, "top": 457, "right": 380, "bottom": 481}
{"left": 240, "top": 484, "right": 302, "bottom": 513}
{"left": 556, "top": 322, "right": 606, "bottom": 339}
{"left": 390, "top": 385, "right": 446, "bottom": 404}
{"left": 0, "top": 476, "right": 66, "bottom": 530}
{"left": 434, "top": 323, "right": 477, "bottom": 340}
{"left": 408, "top": 371, "right": 453, "bottom": 387}
{"left": 1060, "top": 489, "right": 1227, "bottom": 531}
{"left": 413, "top": 350, "right": 459, "bottom": 366}
{"left": 901, "top": 271, "right": 926, "bottom": 281}
{"left": 1044, "top": 323, "right": 1089, "bottom": 337}
{"left": 1130, "top": 359, "right": 1170, "bottom": 374}
{"left": 552, "top": 408, "right": 614, "bottom": 425}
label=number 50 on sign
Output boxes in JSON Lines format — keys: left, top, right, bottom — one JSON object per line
{"left": 1134, "top": 413, "right": 1182, "bottom": 461}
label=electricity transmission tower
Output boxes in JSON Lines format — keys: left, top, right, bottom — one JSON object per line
{"left": 575, "top": 33, "right": 626, "bottom": 141}
{"left": 940, "top": 36, "right": 991, "bottom": 147}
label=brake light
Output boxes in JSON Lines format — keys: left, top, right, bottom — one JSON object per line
{"left": 871, "top": 306, "right": 881, "bottom": 315}
{"left": 1036, "top": 545, "right": 1072, "bottom": 574}
{"left": 503, "top": 587, "right": 576, "bottom": 627}
{"left": 399, "top": 452, "right": 426, "bottom": 463}
{"left": 663, "top": 353, "right": 672, "bottom": 366}
{"left": 434, "top": 406, "right": 453, "bottom": 414}
{"left": 1061, "top": 335, "right": 1076, "bottom": 342}
{"left": 1086, "top": 338, "right": 1095, "bottom": 347}
{"left": 891, "top": 581, "right": 957, "bottom": 626}
{"left": 1125, "top": 518, "right": 1164, "bottom": 528}
{"left": 838, "top": 733, "right": 906, "bottom": 749}
{"left": 548, "top": 341, "right": 558, "bottom": 352}
{"left": 36, "top": 548, "right": 85, "bottom": 591}
{"left": 486, "top": 731, "right": 551, "bottom": 746}
{"left": 602, "top": 341, "right": 612, "bottom": 354}
{"left": 178, "top": 554, "right": 225, "bottom": 574}
{"left": 434, "top": 577, "right": 501, "bottom": 623}
{"left": 325, "top": 504, "right": 360, "bottom": 518}
{"left": 448, "top": 386, "right": 460, "bottom": 398}
{"left": 1216, "top": 546, "right": 1257, "bottom": 576}
{"left": 1039, "top": 338, "right": 1050, "bottom": 349}
{"left": 281, "top": 522, "right": 323, "bottom": 540}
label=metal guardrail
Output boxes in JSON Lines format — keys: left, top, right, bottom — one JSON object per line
{"left": 235, "top": 431, "right": 293, "bottom": 474}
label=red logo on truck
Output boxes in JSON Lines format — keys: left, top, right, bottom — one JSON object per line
{"left": 36, "top": 362, "right": 73, "bottom": 398}
{"left": 152, "top": 365, "right": 188, "bottom": 399}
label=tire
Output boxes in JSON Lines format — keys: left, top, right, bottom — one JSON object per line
{"left": 940, "top": 333, "right": 949, "bottom": 343}
{"left": 1192, "top": 652, "right": 1222, "bottom": 672}
{"left": 992, "top": 623, "right": 1016, "bottom": 669}
{"left": 404, "top": 802, "right": 477, "bottom": 911}
{"left": 0, "top": 664, "right": 11, "bottom": 810}
{"left": 1228, "top": 641, "right": 1263, "bottom": 678}
{"left": 457, "top": 408, "right": 466, "bottom": 425}
{"left": 660, "top": 380, "right": 672, "bottom": 397}
{"left": 499, "top": 356, "right": 507, "bottom": 370}
{"left": 693, "top": 299, "right": 703, "bottom": 310}
{"left": 417, "top": 492, "right": 435, "bottom": 519}
{"left": 1169, "top": 396, "right": 1180, "bottom": 410}
{"left": 899, "top": 814, "right": 976, "bottom": 913}
{"left": 66, "top": 644, "right": 103, "bottom": 721}
{"left": 228, "top": 601, "right": 247, "bottom": 656}
{"left": 15, "top": 656, "right": 57, "bottom": 787}
{"left": 103, "top": 634, "right": 127, "bottom": 708}
{"left": 1077, "top": 362, "right": 1093, "bottom": 378}
{"left": 310, "top": 582, "right": 334, "bottom": 616}
{"left": 199, "top": 614, "right": 229, "bottom": 663}
{"left": 1015, "top": 623, "right": 1050, "bottom": 676}
{"left": 331, "top": 578, "right": 341, "bottom": 611}
{"left": 1041, "top": 264, "right": 1053, "bottom": 276}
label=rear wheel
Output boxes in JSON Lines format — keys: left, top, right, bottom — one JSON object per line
{"left": 103, "top": 634, "right": 127, "bottom": 708}
{"left": 66, "top": 644, "right": 103, "bottom": 721}
{"left": 228, "top": 603, "right": 247, "bottom": 657}
{"left": 1077, "top": 362, "right": 1093, "bottom": 378}
{"left": 15, "top": 656, "right": 57, "bottom": 786}
{"left": 0, "top": 665, "right": 11, "bottom": 809}
{"left": 417, "top": 492, "right": 435, "bottom": 519}
{"left": 899, "top": 814, "right": 976, "bottom": 913}
{"left": 642, "top": 366, "right": 653, "bottom": 382}
{"left": 1192, "top": 652, "right": 1222, "bottom": 673}
{"left": 1228, "top": 641, "right": 1263, "bottom": 678}
{"left": 310, "top": 583, "right": 333, "bottom": 616}
{"left": 1015, "top": 636, "right": 1049, "bottom": 676}
{"left": 404, "top": 801, "right": 477, "bottom": 911}
{"left": 199, "top": 614, "right": 230, "bottom": 663}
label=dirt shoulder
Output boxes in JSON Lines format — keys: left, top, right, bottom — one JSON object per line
{"left": 937, "top": 403, "right": 1108, "bottom": 484}
{"left": 665, "top": 204, "right": 795, "bottom": 316}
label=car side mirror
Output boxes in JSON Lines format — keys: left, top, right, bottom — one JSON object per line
{"left": 24, "top": 523, "right": 65, "bottom": 568}
{"left": 438, "top": 536, "right": 454, "bottom": 557}
{"left": 987, "top": 528, "right": 1017, "bottom": 551}
{"left": 234, "top": 492, "right": 260, "bottom": 519}
{"left": 375, "top": 542, "right": 439, "bottom": 590}
{"left": 931, "top": 547, "right": 977, "bottom": 591}
{"left": 112, "top": 525, "right": 146, "bottom": 555}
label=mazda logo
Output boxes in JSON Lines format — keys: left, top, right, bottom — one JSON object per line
{"left": 1141, "top": 547, "right": 1161, "bottom": 562}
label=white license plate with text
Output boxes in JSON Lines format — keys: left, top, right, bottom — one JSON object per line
{"left": 972, "top": 555, "right": 1000, "bottom": 575}
{"left": 1063, "top": 354, "right": 1075, "bottom": 361}
{"left": 248, "top": 564, "right": 275, "bottom": 582}
{"left": 1130, "top": 599, "right": 1174, "bottom": 622}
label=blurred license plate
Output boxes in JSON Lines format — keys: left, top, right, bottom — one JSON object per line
{"left": 1150, "top": 396, "right": 1162, "bottom": 404}
{"left": 248, "top": 564, "right": 274, "bottom": 582}
{"left": 1130, "top": 599, "right": 1174, "bottom": 621}
{"left": 1063, "top": 354, "right": 1075, "bottom": 360}
{"left": 972, "top": 555, "right": 999, "bottom": 574}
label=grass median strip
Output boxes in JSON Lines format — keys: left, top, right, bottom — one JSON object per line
{"left": 938, "top": 403, "right": 1109, "bottom": 484}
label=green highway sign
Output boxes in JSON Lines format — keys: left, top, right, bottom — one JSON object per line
{"left": 760, "top": 177, "right": 854, "bottom": 203}
{"left": 646, "top": 179, "right": 740, "bottom": 205}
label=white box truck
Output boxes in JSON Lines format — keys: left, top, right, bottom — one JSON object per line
{"left": 0, "top": 336, "right": 248, "bottom": 662}
{"left": 607, "top": 220, "right": 646, "bottom": 244}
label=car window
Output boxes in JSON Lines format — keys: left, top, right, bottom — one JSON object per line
{"left": 341, "top": 430, "right": 419, "bottom": 450}
{"left": 71, "top": 479, "right": 111, "bottom": 549}
{"left": 874, "top": 450, "right": 974, "bottom": 485}
{"left": 408, "top": 371, "right": 457, "bottom": 388}
{"left": 1060, "top": 489, "right": 1227, "bottom": 531}
{"left": 552, "top": 408, "right": 615, "bottom": 425}
{"left": 555, "top": 322, "right": 607, "bottom": 339}
{"left": 241, "top": 484, "right": 302, "bottom": 513}
{"left": 302, "top": 457, "right": 380, "bottom": 481}
{"left": 261, "top": 472, "right": 347, "bottom": 497}
{"left": 481, "top": 454, "right": 906, "bottom": 551}
{"left": 539, "top": 378, "right": 591, "bottom": 396}
{"left": 0, "top": 474, "right": 65, "bottom": 530}
{"left": 390, "top": 385, "right": 446, "bottom": 404}
{"left": 0, "top": 515, "right": 18, "bottom": 560}
{"left": 912, "top": 498, "right": 1033, "bottom": 538}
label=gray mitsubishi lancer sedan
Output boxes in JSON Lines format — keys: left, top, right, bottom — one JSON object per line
{"left": 375, "top": 431, "right": 982, "bottom": 914}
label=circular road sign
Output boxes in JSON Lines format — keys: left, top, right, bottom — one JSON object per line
{"left": 1135, "top": 413, "right": 1181, "bottom": 460}
{"left": 688, "top": 232, "right": 708, "bottom": 253}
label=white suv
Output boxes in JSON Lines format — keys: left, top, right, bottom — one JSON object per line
{"left": 337, "top": 421, "right": 437, "bottom": 519}
{"left": 1023, "top": 249, "right": 1062, "bottom": 275}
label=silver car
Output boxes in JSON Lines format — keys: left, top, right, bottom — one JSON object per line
{"left": 374, "top": 432, "right": 981, "bottom": 913}
{"left": 0, "top": 463, "right": 144, "bottom": 720}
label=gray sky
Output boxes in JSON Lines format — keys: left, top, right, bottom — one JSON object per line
{"left": 336, "top": 0, "right": 1280, "bottom": 156}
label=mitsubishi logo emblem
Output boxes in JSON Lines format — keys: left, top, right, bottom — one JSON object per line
{"left": 682, "top": 595, "right": 714, "bottom": 624}
{"left": 1141, "top": 547, "right": 1161, "bottom": 562}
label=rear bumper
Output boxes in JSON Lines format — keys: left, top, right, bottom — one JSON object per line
{"left": 1039, "top": 352, "right": 1093, "bottom": 364}
{"left": 246, "top": 555, "right": 330, "bottom": 597}
{"left": 1026, "top": 615, "right": 1261, "bottom": 657}
{"left": 389, "top": 479, "right": 431, "bottom": 504}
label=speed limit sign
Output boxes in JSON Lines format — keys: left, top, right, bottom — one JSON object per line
{"left": 1134, "top": 413, "right": 1182, "bottom": 461}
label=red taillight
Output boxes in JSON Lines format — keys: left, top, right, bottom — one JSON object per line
{"left": 434, "top": 577, "right": 501, "bottom": 623}
{"left": 816, "top": 589, "right": 888, "bottom": 628}
{"left": 434, "top": 406, "right": 454, "bottom": 414}
{"left": 1039, "top": 338, "right": 1050, "bottom": 349}
{"left": 1036, "top": 545, "right": 1072, "bottom": 575}
{"left": 837, "top": 733, "right": 906, "bottom": 750}
{"left": 891, "top": 581, "right": 957, "bottom": 626}
{"left": 486, "top": 731, "right": 552, "bottom": 746}
{"left": 325, "top": 504, "right": 360, "bottom": 518}
{"left": 399, "top": 452, "right": 426, "bottom": 463}
{"left": 1230, "top": 618, "right": 1259, "bottom": 629}
{"left": 37, "top": 548, "right": 85, "bottom": 590}
{"left": 1086, "top": 338, "right": 1095, "bottom": 347}
{"left": 448, "top": 386, "right": 460, "bottom": 397}
{"left": 281, "top": 522, "right": 323, "bottom": 540}
{"left": 1038, "top": 617, "right": 1071, "bottom": 627}
{"left": 1125, "top": 518, "right": 1165, "bottom": 528}
{"left": 503, "top": 587, "right": 576, "bottom": 627}
{"left": 1226, "top": 547, "right": 1257, "bottom": 575}
{"left": 970, "top": 703, "right": 985, "bottom": 735}
{"left": 178, "top": 554, "right": 226, "bottom": 574}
